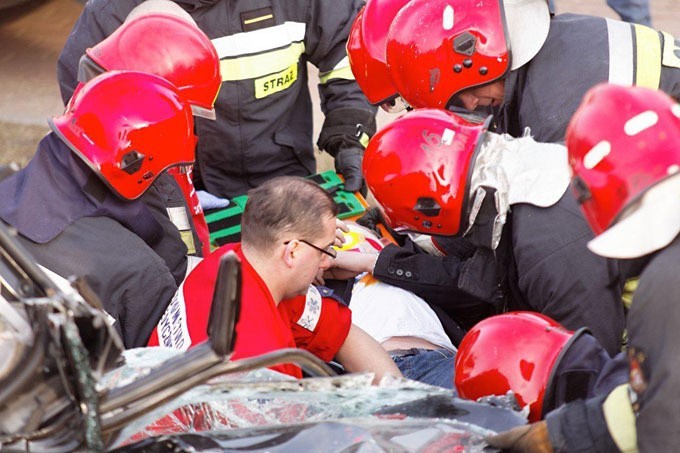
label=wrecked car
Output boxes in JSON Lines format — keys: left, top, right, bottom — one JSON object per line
{"left": 0, "top": 223, "right": 525, "bottom": 451}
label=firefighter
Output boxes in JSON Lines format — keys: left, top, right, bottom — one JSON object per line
{"left": 75, "top": 0, "right": 223, "bottom": 256}
{"left": 382, "top": 0, "right": 680, "bottom": 142}
{"left": 58, "top": 0, "right": 378, "bottom": 198}
{"left": 333, "top": 108, "right": 626, "bottom": 355}
{"left": 0, "top": 71, "right": 196, "bottom": 348}
{"left": 488, "top": 84, "right": 680, "bottom": 452}
{"left": 455, "top": 311, "right": 627, "bottom": 423}
{"left": 346, "top": 0, "right": 412, "bottom": 114}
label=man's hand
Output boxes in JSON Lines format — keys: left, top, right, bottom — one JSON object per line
{"left": 485, "top": 421, "right": 553, "bottom": 453}
{"left": 335, "top": 147, "right": 365, "bottom": 193}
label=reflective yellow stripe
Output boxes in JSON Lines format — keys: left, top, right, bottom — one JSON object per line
{"left": 244, "top": 14, "right": 273, "bottom": 25}
{"left": 179, "top": 230, "right": 196, "bottom": 255}
{"left": 358, "top": 132, "right": 370, "bottom": 148}
{"left": 602, "top": 384, "right": 638, "bottom": 453}
{"left": 633, "top": 25, "right": 662, "bottom": 89}
{"left": 661, "top": 31, "right": 680, "bottom": 69}
{"left": 319, "top": 65, "right": 355, "bottom": 84}
{"left": 219, "top": 42, "right": 305, "bottom": 81}
{"left": 622, "top": 277, "right": 638, "bottom": 309}
{"left": 254, "top": 63, "right": 298, "bottom": 99}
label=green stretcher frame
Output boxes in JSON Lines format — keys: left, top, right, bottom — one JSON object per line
{"left": 204, "top": 171, "right": 368, "bottom": 246}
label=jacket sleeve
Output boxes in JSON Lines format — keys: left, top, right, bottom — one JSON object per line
{"left": 372, "top": 239, "right": 496, "bottom": 330}
{"left": 56, "top": 0, "right": 138, "bottom": 104}
{"left": 545, "top": 393, "right": 621, "bottom": 453}
{"left": 305, "top": 0, "right": 377, "bottom": 156}
{"left": 280, "top": 287, "right": 352, "bottom": 362}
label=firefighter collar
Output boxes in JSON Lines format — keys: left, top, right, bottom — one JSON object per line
{"left": 588, "top": 173, "right": 680, "bottom": 259}
{"left": 503, "top": 0, "right": 551, "bottom": 70}
{"left": 466, "top": 131, "right": 570, "bottom": 249}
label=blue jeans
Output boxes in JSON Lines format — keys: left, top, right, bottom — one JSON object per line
{"left": 390, "top": 348, "right": 457, "bottom": 392}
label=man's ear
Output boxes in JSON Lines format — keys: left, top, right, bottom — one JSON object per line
{"left": 282, "top": 240, "right": 298, "bottom": 267}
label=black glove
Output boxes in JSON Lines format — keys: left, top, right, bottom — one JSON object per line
{"left": 356, "top": 207, "right": 407, "bottom": 247}
{"left": 485, "top": 421, "right": 553, "bottom": 453}
{"left": 334, "top": 147, "right": 365, "bottom": 193}
{"left": 356, "top": 207, "right": 383, "bottom": 238}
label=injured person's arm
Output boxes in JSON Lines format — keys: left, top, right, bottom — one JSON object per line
{"left": 335, "top": 324, "right": 403, "bottom": 385}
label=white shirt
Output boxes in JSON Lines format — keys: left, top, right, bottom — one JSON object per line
{"left": 349, "top": 273, "right": 455, "bottom": 352}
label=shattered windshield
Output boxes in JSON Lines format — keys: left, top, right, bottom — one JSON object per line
{"left": 102, "top": 348, "right": 522, "bottom": 450}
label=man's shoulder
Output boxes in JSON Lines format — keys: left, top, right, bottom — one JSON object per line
{"left": 81, "top": 0, "right": 145, "bottom": 23}
{"left": 74, "top": 216, "right": 173, "bottom": 266}
{"left": 512, "top": 194, "right": 591, "bottom": 243}
{"left": 640, "top": 238, "right": 680, "bottom": 283}
{"left": 84, "top": 0, "right": 141, "bottom": 12}
{"left": 187, "top": 243, "right": 241, "bottom": 278}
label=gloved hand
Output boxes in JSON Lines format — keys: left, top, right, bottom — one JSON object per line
{"left": 334, "top": 147, "right": 365, "bottom": 193}
{"left": 485, "top": 421, "right": 553, "bottom": 453}
{"left": 197, "top": 190, "right": 230, "bottom": 210}
{"left": 357, "top": 207, "right": 408, "bottom": 246}
{"left": 356, "top": 207, "right": 383, "bottom": 238}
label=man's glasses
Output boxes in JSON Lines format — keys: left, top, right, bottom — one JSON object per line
{"left": 284, "top": 239, "right": 337, "bottom": 259}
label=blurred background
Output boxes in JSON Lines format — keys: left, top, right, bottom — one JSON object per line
{"left": 1, "top": 0, "right": 679, "bottom": 170}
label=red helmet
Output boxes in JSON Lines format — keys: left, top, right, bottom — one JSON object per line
{"left": 566, "top": 84, "right": 680, "bottom": 235}
{"left": 85, "top": 12, "right": 221, "bottom": 119}
{"left": 49, "top": 70, "right": 197, "bottom": 200}
{"left": 347, "top": 0, "right": 411, "bottom": 108}
{"left": 363, "top": 109, "right": 488, "bottom": 235}
{"left": 455, "top": 312, "right": 585, "bottom": 422}
{"left": 385, "top": 0, "right": 510, "bottom": 109}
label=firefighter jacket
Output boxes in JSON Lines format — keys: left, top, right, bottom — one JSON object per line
{"left": 496, "top": 13, "right": 680, "bottom": 142}
{"left": 545, "top": 238, "right": 680, "bottom": 451}
{"left": 57, "top": 0, "right": 377, "bottom": 198}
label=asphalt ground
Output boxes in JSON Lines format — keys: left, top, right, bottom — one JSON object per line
{"left": 1, "top": 0, "right": 679, "bottom": 168}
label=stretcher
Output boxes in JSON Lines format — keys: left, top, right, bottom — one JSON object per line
{"left": 204, "top": 171, "right": 369, "bottom": 246}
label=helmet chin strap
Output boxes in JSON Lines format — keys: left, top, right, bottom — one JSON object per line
{"left": 464, "top": 186, "right": 506, "bottom": 250}
{"left": 464, "top": 132, "right": 512, "bottom": 250}
{"left": 464, "top": 131, "right": 570, "bottom": 250}
{"left": 76, "top": 54, "right": 105, "bottom": 84}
